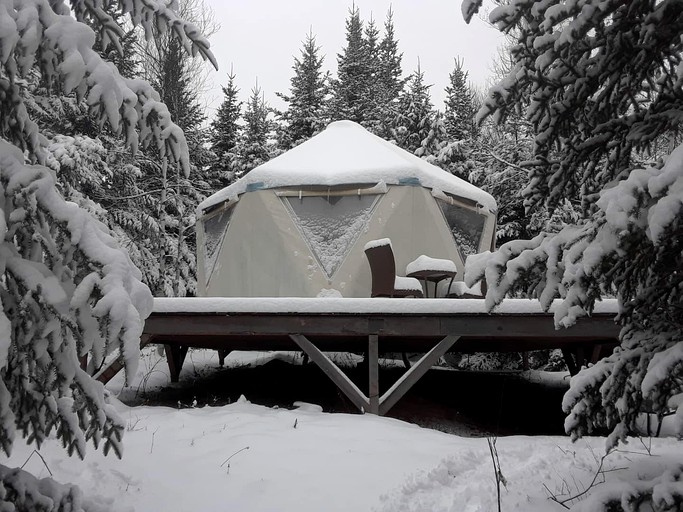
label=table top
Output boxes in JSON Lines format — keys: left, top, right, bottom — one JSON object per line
{"left": 406, "top": 269, "right": 457, "bottom": 282}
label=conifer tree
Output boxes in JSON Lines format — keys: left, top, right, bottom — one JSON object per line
{"left": 444, "top": 57, "right": 478, "bottom": 141}
{"left": 237, "top": 82, "right": 275, "bottom": 176}
{"left": 145, "top": 27, "right": 210, "bottom": 297}
{"left": 462, "top": 2, "right": 683, "bottom": 506}
{"left": 0, "top": 0, "right": 215, "bottom": 503}
{"left": 378, "top": 7, "right": 404, "bottom": 104}
{"left": 152, "top": 36, "right": 206, "bottom": 133}
{"left": 276, "top": 31, "right": 329, "bottom": 150}
{"left": 416, "top": 111, "right": 472, "bottom": 180}
{"left": 376, "top": 7, "right": 405, "bottom": 137}
{"left": 330, "top": 5, "right": 369, "bottom": 123}
{"left": 210, "top": 69, "right": 243, "bottom": 185}
{"left": 392, "top": 64, "right": 435, "bottom": 154}
{"left": 359, "top": 15, "right": 384, "bottom": 133}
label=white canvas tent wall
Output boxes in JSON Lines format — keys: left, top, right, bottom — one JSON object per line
{"left": 197, "top": 121, "right": 497, "bottom": 298}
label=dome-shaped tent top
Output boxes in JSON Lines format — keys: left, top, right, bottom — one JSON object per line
{"left": 198, "top": 120, "right": 496, "bottom": 215}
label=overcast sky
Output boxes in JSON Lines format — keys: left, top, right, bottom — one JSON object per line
{"left": 201, "top": 1, "right": 505, "bottom": 119}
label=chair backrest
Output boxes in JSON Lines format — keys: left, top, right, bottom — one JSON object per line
{"left": 364, "top": 242, "right": 397, "bottom": 297}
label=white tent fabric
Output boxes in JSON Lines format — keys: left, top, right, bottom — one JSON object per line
{"left": 197, "top": 121, "right": 497, "bottom": 298}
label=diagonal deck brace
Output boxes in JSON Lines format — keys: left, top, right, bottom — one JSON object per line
{"left": 379, "top": 335, "right": 460, "bottom": 415}
{"left": 289, "top": 334, "right": 461, "bottom": 416}
{"left": 290, "top": 334, "right": 370, "bottom": 412}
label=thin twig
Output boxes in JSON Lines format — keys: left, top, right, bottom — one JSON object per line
{"left": 487, "top": 151, "right": 529, "bottom": 173}
{"left": 543, "top": 483, "right": 570, "bottom": 509}
{"left": 20, "top": 450, "right": 53, "bottom": 477}
{"left": 545, "top": 449, "right": 624, "bottom": 508}
{"left": 487, "top": 437, "right": 505, "bottom": 512}
{"left": 221, "top": 446, "right": 250, "bottom": 468}
{"left": 150, "top": 427, "right": 159, "bottom": 454}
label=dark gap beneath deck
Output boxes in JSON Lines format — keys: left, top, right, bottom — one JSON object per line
{"left": 120, "top": 358, "right": 572, "bottom": 437}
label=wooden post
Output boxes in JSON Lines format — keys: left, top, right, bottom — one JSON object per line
{"left": 368, "top": 335, "right": 379, "bottom": 414}
{"left": 379, "top": 335, "right": 460, "bottom": 416}
{"left": 590, "top": 344, "right": 603, "bottom": 364}
{"left": 576, "top": 346, "right": 586, "bottom": 371}
{"left": 290, "top": 334, "right": 370, "bottom": 412}
{"left": 218, "top": 349, "right": 230, "bottom": 367}
{"left": 166, "top": 344, "right": 189, "bottom": 383}
{"left": 562, "top": 348, "right": 579, "bottom": 376}
{"left": 401, "top": 352, "right": 411, "bottom": 369}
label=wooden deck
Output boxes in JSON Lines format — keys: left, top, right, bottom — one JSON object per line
{"left": 97, "top": 298, "right": 621, "bottom": 415}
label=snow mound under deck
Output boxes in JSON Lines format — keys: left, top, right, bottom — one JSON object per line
{"left": 199, "top": 120, "right": 497, "bottom": 214}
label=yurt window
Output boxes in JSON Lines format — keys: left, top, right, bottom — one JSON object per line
{"left": 203, "top": 205, "right": 235, "bottom": 281}
{"left": 283, "top": 194, "right": 380, "bottom": 279}
{"left": 436, "top": 199, "right": 487, "bottom": 260}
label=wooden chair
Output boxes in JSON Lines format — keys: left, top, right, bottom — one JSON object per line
{"left": 364, "top": 239, "right": 423, "bottom": 298}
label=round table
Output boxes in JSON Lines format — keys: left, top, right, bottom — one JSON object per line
{"left": 406, "top": 269, "right": 457, "bottom": 298}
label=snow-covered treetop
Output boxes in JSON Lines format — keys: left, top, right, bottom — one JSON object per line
{"left": 199, "top": 120, "right": 497, "bottom": 215}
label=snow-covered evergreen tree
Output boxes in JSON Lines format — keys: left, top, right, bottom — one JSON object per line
{"left": 276, "top": 31, "right": 329, "bottom": 150}
{"left": 392, "top": 64, "right": 435, "bottom": 154}
{"left": 414, "top": 58, "right": 480, "bottom": 181}
{"left": 373, "top": 7, "right": 406, "bottom": 138}
{"left": 210, "top": 68, "right": 242, "bottom": 187}
{"left": 444, "top": 57, "right": 477, "bottom": 141}
{"left": 0, "top": 0, "right": 215, "bottom": 504}
{"left": 462, "top": 2, "right": 683, "bottom": 506}
{"left": 357, "top": 16, "right": 384, "bottom": 133}
{"left": 329, "top": 6, "right": 406, "bottom": 137}
{"left": 151, "top": 37, "right": 205, "bottom": 134}
{"left": 236, "top": 82, "right": 276, "bottom": 176}
{"left": 143, "top": 26, "right": 212, "bottom": 298}
{"left": 330, "top": 5, "right": 370, "bottom": 124}
{"left": 378, "top": 9, "right": 404, "bottom": 109}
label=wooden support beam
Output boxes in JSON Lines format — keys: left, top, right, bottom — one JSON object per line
{"left": 401, "top": 352, "right": 411, "bottom": 369}
{"left": 218, "top": 349, "right": 230, "bottom": 367}
{"left": 590, "top": 343, "right": 608, "bottom": 364}
{"left": 576, "top": 346, "right": 586, "bottom": 371}
{"left": 562, "top": 348, "right": 579, "bottom": 376}
{"left": 368, "top": 335, "right": 379, "bottom": 414}
{"left": 379, "top": 335, "right": 461, "bottom": 416}
{"left": 166, "top": 344, "right": 189, "bottom": 383}
{"left": 290, "top": 334, "right": 370, "bottom": 412}
{"left": 95, "top": 335, "right": 153, "bottom": 385}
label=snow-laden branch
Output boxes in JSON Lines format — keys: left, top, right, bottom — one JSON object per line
{"left": 0, "top": 138, "right": 152, "bottom": 458}
{"left": 465, "top": 142, "right": 683, "bottom": 444}
{"left": 0, "top": 0, "right": 217, "bottom": 177}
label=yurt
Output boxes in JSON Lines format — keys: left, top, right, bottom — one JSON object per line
{"left": 196, "top": 121, "right": 497, "bottom": 298}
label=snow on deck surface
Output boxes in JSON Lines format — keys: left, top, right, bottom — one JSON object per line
{"left": 153, "top": 297, "right": 619, "bottom": 315}
{"left": 199, "top": 121, "right": 497, "bottom": 214}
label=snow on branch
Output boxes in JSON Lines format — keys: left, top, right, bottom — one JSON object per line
{"left": 470, "top": 0, "right": 683, "bottom": 210}
{"left": 0, "top": 139, "right": 152, "bottom": 458}
{"left": 0, "top": 462, "right": 112, "bottom": 512}
{"left": 461, "top": 0, "right": 484, "bottom": 23}
{"left": 0, "top": 0, "right": 216, "bottom": 177}
{"left": 569, "top": 462, "right": 683, "bottom": 511}
{"left": 465, "top": 142, "right": 683, "bottom": 444}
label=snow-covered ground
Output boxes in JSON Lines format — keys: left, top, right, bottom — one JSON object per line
{"left": 3, "top": 349, "right": 682, "bottom": 512}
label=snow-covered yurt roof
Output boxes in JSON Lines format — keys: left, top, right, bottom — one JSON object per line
{"left": 198, "top": 120, "right": 497, "bottom": 215}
